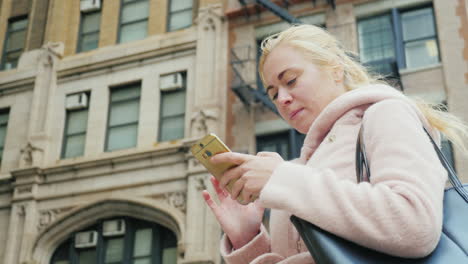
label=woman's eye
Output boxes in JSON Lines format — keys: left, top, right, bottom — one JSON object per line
{"left": 287, "top": 78, "right": 296, "bottom": 86}
{"left": 272, "top": 93, "right": 278, "bottom": 100}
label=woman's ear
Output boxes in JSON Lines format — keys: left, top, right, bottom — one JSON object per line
{"left": 332, "top": 65, "right": 344, "bottom": 83}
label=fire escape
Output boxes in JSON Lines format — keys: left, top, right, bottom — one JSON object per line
{"left": 230, "top": 0, "right": 336, "bottom": 113}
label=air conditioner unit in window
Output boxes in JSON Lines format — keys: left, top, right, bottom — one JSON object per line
{"left": 80, "top": 0, "right": 101, "bottom": 12}
{"left": 75, "top": 231, "right": 98, "bottom": 248}
{"left": 160, "top": 73, "right": 183, "bottom": 91}
{"left": 103, "top": 219, "right": 126, "bottom": 237}
{"left": 66, "top": 93, "right": 88, "bottom": 110}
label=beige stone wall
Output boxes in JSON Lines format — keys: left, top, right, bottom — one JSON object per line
{"left": 434, "top": 0, "right": 468, "bottom": 182}
{"left": 0, "top": 201, "right": 11, "bottom": 262}
{"left": 400, "top": 65, "right": 445, "bottom": 103}
{"left": 100, "top": 0, "right": 120, "bottom": 47}
{"left": 149, "top": 0, "right": 168, "bottom": 35}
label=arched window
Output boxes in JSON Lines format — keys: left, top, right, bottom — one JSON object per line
{"left": 50, "top": 217, "right": 177, "bottom": 264}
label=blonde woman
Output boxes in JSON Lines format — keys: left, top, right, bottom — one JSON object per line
{"left": 202, "top": 25, "right": 468, "bottom": 264}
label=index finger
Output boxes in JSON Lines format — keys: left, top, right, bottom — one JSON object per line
{"left": 210, "top": 152, "right": 255, "bottom": 165}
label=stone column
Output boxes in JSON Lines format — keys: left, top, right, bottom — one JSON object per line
{"left": 3, "top": 168, "right": 41, "bottom": 264}
{"left": 183, "top": 3, "right": 227, "bottom": 264}
{"left": 325, "top": 3, "right": 358, "bottom": 53}
{"left": 21, "top": 42, "right": 63, "bottom": 168}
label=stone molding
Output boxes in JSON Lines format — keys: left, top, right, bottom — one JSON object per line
{"left": 31, "top": 197, "right": 185, "bottom": 264}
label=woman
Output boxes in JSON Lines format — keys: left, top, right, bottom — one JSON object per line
{"left": 202, "top": 25, "right": 468, "bottom": 264}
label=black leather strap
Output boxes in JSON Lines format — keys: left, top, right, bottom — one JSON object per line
{"left": 356, "top": 125, "right": 468, "bottom": 203}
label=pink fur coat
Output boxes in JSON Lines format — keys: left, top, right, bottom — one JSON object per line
{"left": 220, "top": 84, "right": 447, "bottom": 264}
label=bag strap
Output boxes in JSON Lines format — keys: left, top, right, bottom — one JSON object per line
{"left": 356, "top": 125, "right": 468, "bottom": 203}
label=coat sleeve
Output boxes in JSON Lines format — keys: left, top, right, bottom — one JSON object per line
{"left": 259, "top": 99, "right": 447, "bottom": 258}
{"left": 220, "top": 225, "right": 285, "bottom": 264}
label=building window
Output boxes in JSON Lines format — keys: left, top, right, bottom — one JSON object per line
{"left": 158, "top": 72, "right": 186, "bottom": 142}
{"left": 118, "top": 0, "right": 149, "bottom": 44}
{"left": 167, "top": 0, "right": 193, "bottom": 32}
{"left": 62, "top": 93, "right": 90, "bottom": 159}
{"left": 106, "top": 83, "right": 141, "bottom": 151}
{"left": 50, "top": 217, "right": 177, "bottom": 264}
{"left": 358, "top": 6, "right": 439, "bottom": 77}
{"left": 77, "top": 10, "right": 101, "bottom": 52}
{"left": 0, "top": 110, "right": 9, "bottom": 164}
{"left": 1, "top": 17, "right": 28, "bottom": 70}
{"left": 256, "top": 130, "right": 305, "bottom": 160}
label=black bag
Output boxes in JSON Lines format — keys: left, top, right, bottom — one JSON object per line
{"left": 291, "top": 126, "right": 468, "bottom": 263}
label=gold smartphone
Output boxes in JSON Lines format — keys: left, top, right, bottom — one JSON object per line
{"left": 191, "top": 133, "right": 249, "bottom": 205}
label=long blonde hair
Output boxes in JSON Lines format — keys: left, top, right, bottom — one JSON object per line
{"left": 258, "top": 25, "right": 468, "bottom": 154}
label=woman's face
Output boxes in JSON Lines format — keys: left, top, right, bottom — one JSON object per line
{"left": 262, "top": 44, "right": 346, "bottom": 134}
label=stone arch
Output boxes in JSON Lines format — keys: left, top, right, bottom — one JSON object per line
{"left": 31, "top": 197, "right": 185, "bottom": 264}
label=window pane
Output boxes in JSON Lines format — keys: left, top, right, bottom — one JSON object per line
{"left": 119, "top": 21, "right": 148, "bottom": 43}
{"left": 122, "top": 1, "right": 149, "bottom": 23}
{"left": 162, "top": 248, "right": 177, "bottom": 264}
{"left": 134, "top": 259, "right": 151, "bottom": 264}
{"left": 54, "top": 261, "right": 70, "bottom": 264}
{"left": 64, "top": 134, "right": 85, "bottom": 158}
{"left": 402, "top": 8, "right": 435, "bottom": 41}
{"left": 10, "top": 19, "right": 28, "bottom": 31}
{"left": 405, "top": 39, "right": 439, "bottom": 68}
{"left": 78, "top": 249, "right": 97, "bottom": 264}
{"left": 82, "top": 12, "right": 101, "bottom": 33}
{"left": 105, "top": 238, "right": 124, "bottom": 263}
{"left": 107, "top": 124, "right": 138, "bottom": 151}
{"left": 159, "top": 116, "right": 184, "bottom": 141}
{"left": 67, "top": 110, "right": 88, "bottom": 134}
{"left": 109, "top": 101, "right": 139, "bottom": 126}
{"left": 358, "top": 15, "right": 395, "bottom": 63}
{"left": 111, "top": 86, "right": 140, "bottom": 102}
{"left": 0, "top": 114, "right": 8, "bottom": 124}
{"left": 161, "top": 91, "right": 185, "bottom": 117}
{"left": 0, "top": 127, "right": 6, "bottom": 147}
{"left": 169, "top": 11, "right": 192, "bottom": 31}
{"left": 133, "top": 228, "right": 152, "bottom": 257}
{"left": 6, "top": 30, "right": 26, "bottom": 51}
{"left": 170, "top": 0, "right": 192, "bottom": 12}
{"left": 80, "top": 32, "right": 99, "bottom": 52}
{"left": 4, "top": 50, "right": 21, "bottom": 69}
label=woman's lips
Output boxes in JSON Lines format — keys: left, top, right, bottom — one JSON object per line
{"left": 289, "top": 108, "right": 304, "bottom": 120}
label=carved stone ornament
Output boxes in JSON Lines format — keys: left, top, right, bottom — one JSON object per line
{"left": 194, "top": 175, "right": 207, "bottom": 191}
{"left": 20, "top": 142, "right": 43, "bottom": 167}
{"left": 17, "top": 204, "right": 27, "bottom": 216}
{"left": 164, "top": 192, "right": 187, "bottom": 213}
{"left": 195, "top": 4, "right": 225, "bottom": 27}
{"left": 37, "top": 207, "right": 74, "bottom": 231}
{"left": 41, "top": 42, "right": 64, "bottom": 67}
{"left": 190, "top": 109, "right": 217, "bottom": 137}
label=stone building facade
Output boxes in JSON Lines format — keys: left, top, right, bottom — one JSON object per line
{"left": 0, "top": 0, "right": 227, "bottom": 263}
{"left": 0, "top": 0, "right": 467, "bottom": 264}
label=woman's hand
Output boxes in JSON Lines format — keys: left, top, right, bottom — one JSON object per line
{"left": 203, "top": 176, "right": 265, "bottom": 249}
{"left": 212, "top": 151, "right": 284, "bottom": 203}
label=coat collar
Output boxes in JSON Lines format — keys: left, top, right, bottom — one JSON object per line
{"left": 298, "top": 84, "right": 432, "bottom": 162}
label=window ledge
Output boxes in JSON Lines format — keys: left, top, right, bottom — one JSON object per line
{"left": 399, "top": 63, "right": 442, "bottom": 76}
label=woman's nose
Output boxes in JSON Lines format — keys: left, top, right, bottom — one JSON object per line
{"left": 277, "top": 88, "right": 292, "bottom": 106}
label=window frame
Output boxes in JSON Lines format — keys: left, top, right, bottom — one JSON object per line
{"left": 61, "top": 93, "right": 90, "bottom": 159}
{"left": 0, "top": 109, "right": 10, "bottom": 165}
{"left": 50, "top": 217, "right": 178, "bottom": 264}
{"left": 357, "top": 4, "right": 440, "bottom": 71}
{"left": 166, "top": 0, "right": 194, "bottom": 32}
{"left": 117, "top": 0, "right": 149, "bottom": 44}
{"left": 77, "top": 10, "right": 101, "bottom": 53}
{"left": 157, "top": 72, "right": 186, "bottom": 142}
{"left": 105, "top": 82, "right": 141, "bottom": 152}
{"left": 1, "top": 16, "right": 29, "bottom": 70}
